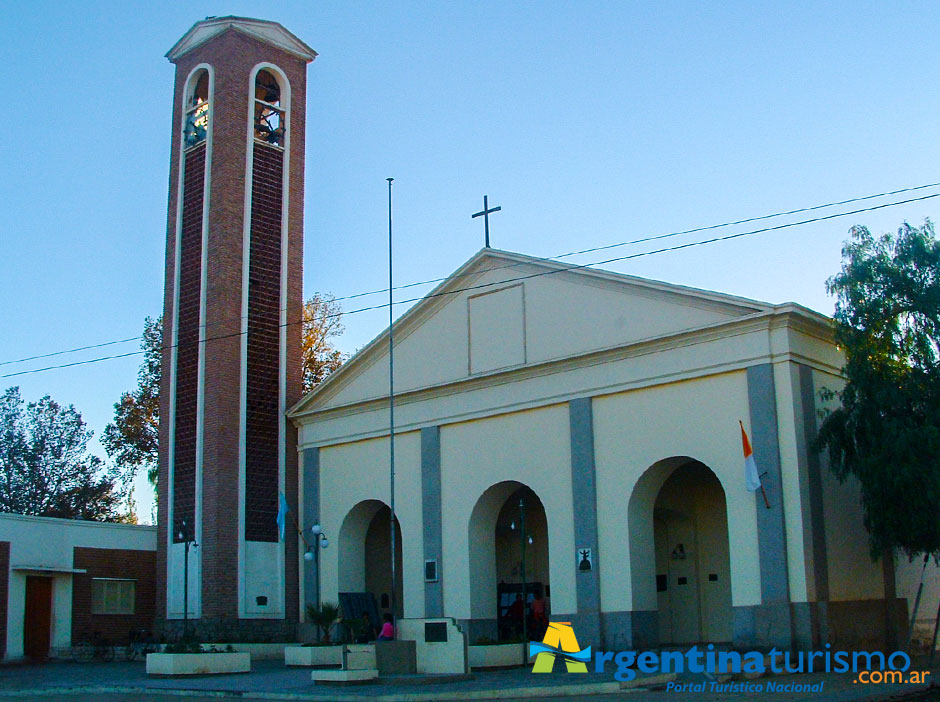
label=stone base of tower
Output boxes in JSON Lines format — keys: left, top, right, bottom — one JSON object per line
{"left": 156, "top": 617, "right": 299, "bottom": 644}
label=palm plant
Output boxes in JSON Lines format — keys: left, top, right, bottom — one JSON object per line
{"left": 306, "top": 602, "right": 341, "bottom": 644}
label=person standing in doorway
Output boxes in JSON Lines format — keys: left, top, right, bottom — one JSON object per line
{"left": 531, "top": 592, "right": 548, "bottom": 638}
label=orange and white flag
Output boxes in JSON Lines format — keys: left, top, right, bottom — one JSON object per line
{"left": 739, "top": 421, "right": 762, "bottom": 491}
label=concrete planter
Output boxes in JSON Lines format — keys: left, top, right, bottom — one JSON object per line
{"left": 205, "top": 643, "right": 292, "bottom": 661}
{"left": 469, "top": 643, "right": 526, "bottom": 669}
{"left": 146, "top": 652, "right": 251, "bottom": 675}
{"left": 284, "top": 645, "right": 344, "bottom": 667}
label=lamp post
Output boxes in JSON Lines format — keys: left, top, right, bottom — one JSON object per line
{"left": 178, "top": 519, "right": 197, "bottom": 641}
{"left": 303, "top": 524, "right": 329, "bottom": 610}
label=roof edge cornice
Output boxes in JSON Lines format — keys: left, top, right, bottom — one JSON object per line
{"left": 167, "top": 16, "right": 317, "bottom": 62}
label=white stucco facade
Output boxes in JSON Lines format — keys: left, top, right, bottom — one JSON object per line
{"left": 289, "top": 249, "right": 911, "bottom": 650}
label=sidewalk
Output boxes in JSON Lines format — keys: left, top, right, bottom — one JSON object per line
{"left": 0, "top": 657, "right": 937, "bottom": 701}
{"left": 0, "top": 659, "right": 625, "bottom": 700}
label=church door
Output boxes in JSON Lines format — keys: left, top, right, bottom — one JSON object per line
{"left": 653, "top": 461, "right": 732, "bottom": 644}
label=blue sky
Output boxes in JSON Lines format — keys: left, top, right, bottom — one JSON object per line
{"left": 3, "top": 1, "right": 940, "bottom": 522}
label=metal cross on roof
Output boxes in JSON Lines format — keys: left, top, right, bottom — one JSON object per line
{"left": 471, "top": 195, "right": 502, "bottom": 248}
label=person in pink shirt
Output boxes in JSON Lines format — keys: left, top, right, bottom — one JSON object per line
{"left": 377, "top": 613, "right": 395, "bottom": 641}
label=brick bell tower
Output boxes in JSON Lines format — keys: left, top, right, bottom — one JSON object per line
{"left": 157, "top": 17, "right": 315, "bottom": 640}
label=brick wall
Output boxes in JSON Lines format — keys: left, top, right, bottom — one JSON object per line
{"left": 245, "top": 142, "right": 284, "bottom": 543}
{"left": 172, "top": 142, "right": 206, "bottom": 543}
{"left": 72, "top": 547, "right": 156, "bottom": 646}
{"left": 0, "top": 541, "right": 9, "bottom": 658}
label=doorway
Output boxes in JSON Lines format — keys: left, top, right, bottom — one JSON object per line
{"left": 653, "top": 461, "right": 732, "bottom": 644}
{"left": 24, "top": 576, "right": 52, "bottom": 659}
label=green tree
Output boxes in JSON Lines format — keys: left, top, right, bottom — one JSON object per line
{"left": 0, "top": 386, "right": 128, "bottom": 520}
{"left": 816, "top": 221, "right": 940, "bottom": 559}
{"left": 103, "top": 316, "right": 161, "bottom": 486}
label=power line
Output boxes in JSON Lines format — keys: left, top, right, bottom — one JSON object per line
{"left": 5, "top": 188, "right": 938, "bottom": 380}
{"left": 330, "top": 179, "right": 940, "bottom": 303}
{"left": 1, "top": 351, "right": 144, "bottom": 379}
{"left": 6, "top": 180, "right": 937, "bottom": 369}
{"left": 0, "top": 336, "right": 142, "bottom": 368}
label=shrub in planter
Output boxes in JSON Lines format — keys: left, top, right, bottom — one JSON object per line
{"left": 163, "top": 642, "right": 236, "bottom": 654}
{"left": 306, "top": 602, "right": 341, "bottom": 644}
{"left": 147, "top": 643, "right": 249, "bottom": 675}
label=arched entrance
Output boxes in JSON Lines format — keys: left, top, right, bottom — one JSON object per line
{"left": 337, "top": 500, "right": 403, "bottom": 619}
{"left": 629, "top": 458, "right": 731, "bottom": 645}
{"left": 468, "top": 482, "right": 549, "bottom": 641}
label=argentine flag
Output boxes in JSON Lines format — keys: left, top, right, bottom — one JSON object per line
{"left": 276, "top": 492, "right": 290, "bottom": 541}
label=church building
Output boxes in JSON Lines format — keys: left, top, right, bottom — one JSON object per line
{"left": 156, "top": 16, "right": 910, "bottom": 652}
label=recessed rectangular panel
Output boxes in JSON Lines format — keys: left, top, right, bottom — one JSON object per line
{"left": 468, "top": 284, "right": 525, "bottom": 374}
{"left": 173, "top": 143, "right": 205, "bottom": 543}
{"left": 245, "top": 143, "right": 284, "bottom": 542}
{"left": 244, "top": 540, "right": 283, "bottom": 617}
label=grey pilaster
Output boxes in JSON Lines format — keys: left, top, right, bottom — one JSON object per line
{"left": 746, "top": 364, "right": 790, "bottom": 604}
{"left": 743, "top": 364, "right": 795, "bottom": 650}
{"left": 302, "top": 447, "right": 320, "bottom": 610}
{"left": 569, "top": 397, "right": 602, "bottom": 646}
{"left": 421, "top": 426, "right": 443, "bottom": 617}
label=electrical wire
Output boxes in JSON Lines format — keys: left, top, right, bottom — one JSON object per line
{"left": 5, "top": 188, "right": 938, "bottom": 379}
{"left": 0, "top": 336, "right": 142, "bottom": 368}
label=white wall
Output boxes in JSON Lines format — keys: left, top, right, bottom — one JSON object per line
{"left": 594, "top": 370, "right": 762, "bottom": 612}
{"left": 440, "top": 404, "right": 576, "bottom": 620}
{"left": 0, "top": 513, "right": 156, "bottom": 660}
{"left": 303, "top": 253, "right": 765, "bottom": 416}
{"left": 316, "top": 432, "right": 424, "bottom": 618}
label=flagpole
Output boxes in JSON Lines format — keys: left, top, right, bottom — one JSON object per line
{"left": 387, "top": 177, "right": 397, "bottom": 625}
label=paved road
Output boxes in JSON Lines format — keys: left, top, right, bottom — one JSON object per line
{"left": 0, "top": 692, "right": 936, "bottom": 702}
{"left": 0, "top": 657, "right": 936, "bottom": 702}
{"left": 0, "top": 697, "right": 647, "bottom": 702}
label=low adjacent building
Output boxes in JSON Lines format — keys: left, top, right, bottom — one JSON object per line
{"left": 0, "top": 513, "right": 156, "bottom": 661}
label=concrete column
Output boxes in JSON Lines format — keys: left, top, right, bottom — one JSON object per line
{"left": 735, "top": 364, "right": 793, "bottom": 649}
{"left": 421, "top": 427, "right": 444, "bottom": 617}
{"left": 302, "top": 447, "right": 319, "bottom": 611}
{"left": 568, "top": 398, "right": 603, "bottom": 646}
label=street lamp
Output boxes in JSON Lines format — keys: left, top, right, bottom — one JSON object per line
{"left": 177, "top": 519, "right": 197, "bottom": 641}
{"left": 304, "top": 524, "right": 329, "bottom": 610}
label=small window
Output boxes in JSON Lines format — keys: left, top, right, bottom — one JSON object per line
{"left": 183, "top": 70, "right": 210, "bottom": 148}
{"left": 91, "top": 578, "right": 135, "bottom": 615}
{"left": 254, "top": 69, "right": 285, "bottom": 147}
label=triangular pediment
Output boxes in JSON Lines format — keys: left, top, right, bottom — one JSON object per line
{"left": 289, "top": 250, "right": 774, "bottom": 417}
{"left": 166, "top": 16, "right": 317, "bottom": 63}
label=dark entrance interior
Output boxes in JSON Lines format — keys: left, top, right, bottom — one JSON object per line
{"left": 24, "top": 576, "right": 52, "bottom": 659}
